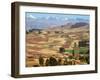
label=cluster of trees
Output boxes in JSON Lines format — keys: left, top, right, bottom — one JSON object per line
{"left": 39, "top": 56, "right": 58, "bottom": 66}
{"left": 38, "top": 55, "right": 77, "bottom": 67}
{"left": 33, "top": 52, "right": 89, "bottom": 67}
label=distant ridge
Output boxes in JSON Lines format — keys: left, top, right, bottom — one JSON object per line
{"left": 71, "top": 22, "right": 89, "bottom": 28}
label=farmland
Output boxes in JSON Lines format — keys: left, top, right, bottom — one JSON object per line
{"left": 26, "top": 24, "right": 89, "bottom": 67}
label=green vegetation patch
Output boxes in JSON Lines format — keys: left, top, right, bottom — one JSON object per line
{"left": 64, "top": 47, "right": 88, "bottom": 54}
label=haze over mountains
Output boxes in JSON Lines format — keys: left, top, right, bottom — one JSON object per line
{"left": 25, "top": 12, "right": 89, "bottom": 31}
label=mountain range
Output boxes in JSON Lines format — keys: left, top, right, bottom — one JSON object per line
{"left": 26, "top": 16, "right": 89, "bottom": 31}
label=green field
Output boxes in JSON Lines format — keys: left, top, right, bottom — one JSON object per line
{"left": 64, "top": 47, "right": 88, "bottom": 54}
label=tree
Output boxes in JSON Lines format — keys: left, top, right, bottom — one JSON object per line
{"left": 39, "top": 56, "right": 44, "bottom": 66}
{"left": 74, "top": 42, "right": 77, "bottom": 48}
{"left": 45, "top": 58, "right": 50, "bottom": 66}
{"left": 59, "top": 47, "right": 65, "bottom": 53}
{"left": 49, "top": 56, "right": 58, "bottom": 66}
{"left": 58, "top": 58, "right": 62, "bottom": 65}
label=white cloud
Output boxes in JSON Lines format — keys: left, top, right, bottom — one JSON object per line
{"left": 29, "top": 15, "right": 36, "bottom": 19}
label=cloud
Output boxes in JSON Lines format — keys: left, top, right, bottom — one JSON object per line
{"left": 28, "top": 15, "right": 37, "bottom": 19}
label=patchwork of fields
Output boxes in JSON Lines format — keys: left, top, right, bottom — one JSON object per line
{"left": 26, "top": 26, "right": 89, "bottom": 67}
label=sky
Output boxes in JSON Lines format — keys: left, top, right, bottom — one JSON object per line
{"left": 25, "top": 12, "right": 90, "bottom": 30}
